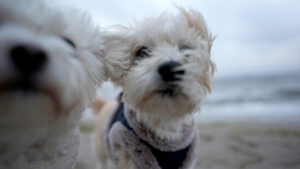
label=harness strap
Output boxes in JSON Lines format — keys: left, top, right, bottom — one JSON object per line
{"left": 110, "top": 101, "right": 191, "bottom": 169}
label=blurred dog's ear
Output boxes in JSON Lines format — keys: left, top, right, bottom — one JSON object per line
{"left": 177, "top": 7, "right": 216, "bottom": 93}
{"left": 201, "top": 61, "right": 216, "bottom": 93}
{"left": 96, "top": 28, "right": 133, "bottom": 86}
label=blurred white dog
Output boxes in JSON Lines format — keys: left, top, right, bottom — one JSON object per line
{"left": 94, "top": 7, "right": 215, "bottom": 169}
{"left": 0, "top": 0, "right": 107, "bottom": 168}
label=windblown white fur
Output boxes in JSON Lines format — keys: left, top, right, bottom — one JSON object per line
{"left": 0, "top": 0, "right": 106, "bottom": 168}
{"left": 95, "top": 7, "right": 215, "bottom": 169}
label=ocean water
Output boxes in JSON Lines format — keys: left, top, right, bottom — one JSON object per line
{"left": 200, "top": 73, "right": 300, "bottom": 127}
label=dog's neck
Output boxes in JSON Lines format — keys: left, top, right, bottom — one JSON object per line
{"left": 134, "top": 110, "right": 195, "bottom": 140}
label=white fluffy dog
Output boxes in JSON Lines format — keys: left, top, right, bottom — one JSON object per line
{"left": 0, "top": 0, "right": 106, "bottom": 168}
{"left": 94, "top": 8, "right": 215, "bottom": 169}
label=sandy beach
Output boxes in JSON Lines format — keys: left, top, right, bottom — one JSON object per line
{"left": 75, "top": 120, "right": 300, "bottom": 169}
{"left": 196, "top": 122, "right": 300, "bottom": 169}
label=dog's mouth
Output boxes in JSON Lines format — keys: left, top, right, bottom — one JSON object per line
{"left": 156, "top": 85, "right": 181, "bottom": 97}
{"left": 0, "top": 79, "right": 37, "bottom": 92}
{"left": 0, "top": 79, "right": 43, "bottom": 93}
{"left": 0, "top": 80, "right": 62, "bottom": 113}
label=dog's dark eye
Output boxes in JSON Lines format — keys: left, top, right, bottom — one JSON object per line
{"left": 180, "top": 45, "right": 193, "bottom": 51}
{"left": 135, "top": 46, "right": 150, "bottom": 59}
{"left": 63, "top": 37, "right": 76, "bottom": 49}
{"left": 180, "top": 45, "right": 193, "bottom": 58}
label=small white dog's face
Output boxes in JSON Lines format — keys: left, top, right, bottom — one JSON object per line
{"left": 0, "top": 0, "right": 105, "bottom": 126}
{"left": 105, "top": 8, "right": 215, "bottom": 118}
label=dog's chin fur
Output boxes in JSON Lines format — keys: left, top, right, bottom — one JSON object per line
{"left": 0, "top": 0, "right": 106, "bottom": 168}
{"left": 135, "top": 110, "right": 195, "bottom": 140}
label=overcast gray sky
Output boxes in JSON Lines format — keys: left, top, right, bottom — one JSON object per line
{"left": 56, "top": 0, "right": 300, "bottom": 77}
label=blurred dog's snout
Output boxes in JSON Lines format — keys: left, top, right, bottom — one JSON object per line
{"left": 10, "top": 44, "right": 48, "bottom": 75}
{"left": 158, "top": 60, "right": 185, "bottom": 82}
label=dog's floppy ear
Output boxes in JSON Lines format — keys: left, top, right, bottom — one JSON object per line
{"left": 179, "top": 7, "right": 216, "bottom": 93}
{"left": 178, "top": 7, "right": 215, "bottom": 54}
{"left": 96, "top": 28, "right": 133, "bottom": 86}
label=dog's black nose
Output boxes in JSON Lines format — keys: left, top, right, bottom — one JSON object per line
{"left": 10, "top": 45, "right": 47, "bottom": 75}
{"left": 158, "top": 60, "right": 185, "bottom": 82}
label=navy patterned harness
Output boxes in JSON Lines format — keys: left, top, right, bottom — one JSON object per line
{"left": 109, "top": 95, "right": 191, "bottom": 169}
